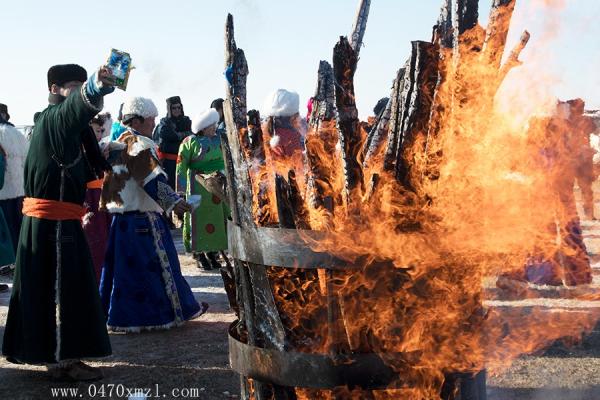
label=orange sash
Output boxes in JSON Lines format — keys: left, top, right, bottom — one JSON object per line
{"left": 86, "top": 178, "right": 104, "bottom": 190}
{"left": 156, "top": 149, "right": 178, "bottom": 161}
{"left": 22, "top": 198, "right": 87, "bottom": 221}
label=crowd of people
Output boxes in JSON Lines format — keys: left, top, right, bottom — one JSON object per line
{"left": 0, "top": 61, "right": 598, "bottom": 382}
{"left": 0, "top": 63, "right": 310, "bottom": 381}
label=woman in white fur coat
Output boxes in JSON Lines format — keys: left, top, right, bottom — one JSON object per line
{"left": 0, "top": 120, "right": 29, "bottom": 254}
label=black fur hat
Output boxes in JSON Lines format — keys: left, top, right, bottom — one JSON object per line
{"left": 166, "top": 96, "right": 184, "bottom": 117}
{"left": 47, "top": 64, "right": 88, "bottom": 90}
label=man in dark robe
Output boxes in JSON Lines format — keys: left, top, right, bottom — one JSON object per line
{"left": 153, "top": 96, "right": 192, "bottom": 189}
{"left": 2, "top": 64, "right": 115, "bottom": 381}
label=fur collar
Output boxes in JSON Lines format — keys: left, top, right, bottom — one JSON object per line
{"left": 100, "top": 131, "right": 166, "bottom": 213}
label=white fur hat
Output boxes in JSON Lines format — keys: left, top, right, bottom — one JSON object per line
{"left": 192, "top": 109, "right": 220, "bottom": 134}
{"left": 122, "top": 97, "right": 159, "bottom": 121}
{"left": 264, "top": 89, "right": 300, "bottom": 117}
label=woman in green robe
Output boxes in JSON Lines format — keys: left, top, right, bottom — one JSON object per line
{"left": 176, "top": 109, "right": 228, "bottom": 270}
{"left": 0, "top": 144, "right": 15, "bottom": 269}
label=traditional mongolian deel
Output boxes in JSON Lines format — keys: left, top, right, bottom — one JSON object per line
{"left": 153, "top": 97, "right": 192, "bottom": 189}
{"left": 2, "top": 85, "right": 112, "bottom": 364}
{"left": 83, "top": 177, "right": 111, "bottom": 283}
{"left": 99, "top": 130, "right": 204, "bottom": 332}
{"left": 176, "top": 134, "right": 228, "bottom": 254}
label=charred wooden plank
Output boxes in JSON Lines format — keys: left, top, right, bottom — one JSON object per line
{"left": 309, "top": 61, "right": 336, "bottom": 128}
{"left": 434, "top": 0, "right": 479, "bottom": 50}
{"left": 434, "top": 0, "right": 454, "bottom": 49}
{"left": 247, "top": 109, "right": 267, "bottom": 162}
{"left": 247, "top": 263, "right": 287, "bottom": 350}
{"left": 223, "top": 15, "right": 253, "bottom": 227}
{"left": 225, "top": 14, "right": 249, "bottom": 129}
{"left": 454, "top": 0, "right": 479, "bottom": 35}
{"left": 481, "top": 0, "right": 517, "bottom": 70}
{"left": 247, "top": 110, "right": 274, "bottom": 226}
{"left": 275, "top": 174, "right": 296, "bottom": 229}
{"left": 306, "top": 61, "right": 338, "bottom": 216}
{"left": 349, "top": 0, "right": 371, "bottom": 57}
{"left": 383, "top": 61, "right": 410, "bottom": 173}
{"left": 288, "top": 170, "right": 311, "bottom": 230}
{"left": 363, "top": 68, "right": 404, "bottom": 169}
{"left": 363, "top": 173, "right": 380, "bottom": 204}
{"left": 225, "top": 15, "right": 282, "bottom": 400}
{"left": 333, "top": 36, "right": 365, "bottom": 207}
{"left": 394, "top": 41, "right": 440, "bottom": 189}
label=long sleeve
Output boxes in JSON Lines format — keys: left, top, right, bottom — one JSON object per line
{"left": 176, "top": 140, "right": 190, "bottom": 193}
{"left": 143, "top": 173, "right": 182, "bottom": 214}
{"left": 157, "top": 120, "right": 180, "bottom": 144}
{"left": 46, "top": 85, "right": 104, "bottom": 144}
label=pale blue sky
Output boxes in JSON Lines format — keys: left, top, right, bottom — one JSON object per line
{"left": 2, "top": 0, "right": 599, "bottom": 125}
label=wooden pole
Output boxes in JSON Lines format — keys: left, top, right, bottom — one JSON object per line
{"left": 348, "top": 0, "right": 371, "bottom": 57}
{"left": 333, "top": 36, "right": 365, "bottom": 208}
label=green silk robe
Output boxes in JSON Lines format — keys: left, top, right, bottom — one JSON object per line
{"left": 176, "top": 134, "right": 228, "bottom": 253}
{"left": 2, "top": 86, "right": 112, "bottom": 364}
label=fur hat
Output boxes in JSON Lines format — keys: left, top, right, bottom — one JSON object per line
{"left": 47, "top": 64, "right": 87, "bottom": 90}
{"left": 264, "top": 89, "right": 300, "bottom": 118}
{"left": 122, "top": 97, "right": 159, "bottom": 123}
{"left": 166, "top": 96, "right": 184, "bottom": 117}
{"left": 192, "top": 109, "right": 220, "bottom": 134}
{"left": 0, "top": 103, "right": 9, "bottom": 121}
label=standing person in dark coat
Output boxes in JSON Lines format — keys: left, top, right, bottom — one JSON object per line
{"left": 2, "top": 63, "right": 115, "bottom": 381}
{"left": 153, "top": 96, "right": 192, "bottom": 189}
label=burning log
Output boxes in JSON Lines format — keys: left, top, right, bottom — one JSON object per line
{"left": 381, "top": 41, "right": 439, "bottom": 190}
{"left": 247, "top": 110, "right": 274, "bottom": 226}
{"left": 287, "top": 170, "right": 311, "bottom": 230}
{"left": 362, "top": 69, "right": 402, "bottom": 170}
{"left": 348, "top": 0, "right": 371, "bottom": 57}
{"left": 333, "top": 36, "right": 365, "bottom": 207}
{"left": 394, "top": 41, "right": 439, "bottom": 189}
{"left": 275, "top": 174, "right": 297, "bottom": 230}
{"left": 222, "top": 0, "right": 556, "bottom": 398}
{"left": 455, "top": 0, "right": 480, "bottom": 35}
{"left": 497, "top": 30, "right": 531, "bottom": 84}
{"left": 481, "top": 0, "right": 517, "bottom": 69}
{"left": 305, "top": 61, "right": 338, "bottom": 216}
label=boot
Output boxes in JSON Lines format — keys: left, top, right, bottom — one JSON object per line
{"left": 206, "top": 251, "right": 222, "bottom": 270}
{"left": 48, "top": 361, "right": 103, "bottom": 382}
{"left": 194, "top": 252, "right": 214, "bottom": 271}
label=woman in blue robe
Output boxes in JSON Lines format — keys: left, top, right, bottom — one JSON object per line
{"left": 99, "top": 96, "right": 206, "bottom": 332}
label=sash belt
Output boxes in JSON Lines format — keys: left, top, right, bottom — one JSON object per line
{"left": 157, "top": 149, "right": 178, "bottom": 161}
{"left": 22, "top": 197, "right": 86, "bottom": 221}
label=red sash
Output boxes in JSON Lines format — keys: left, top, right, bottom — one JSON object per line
{"left": 156, "top": 149, "right": 178, "bottom": 161}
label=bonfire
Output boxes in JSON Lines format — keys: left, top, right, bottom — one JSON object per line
{"left": 219, "top": 1, "right": 600, "bottom": 399}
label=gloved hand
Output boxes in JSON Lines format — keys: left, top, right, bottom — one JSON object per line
{"left": 86, "top": 66, "right": 116, "bottom": 101}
